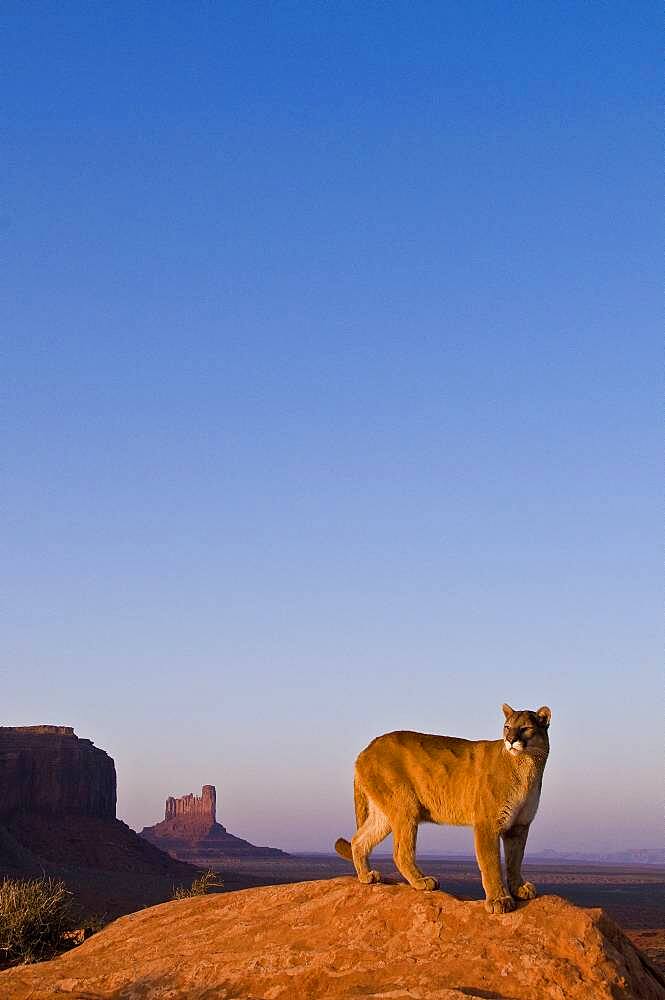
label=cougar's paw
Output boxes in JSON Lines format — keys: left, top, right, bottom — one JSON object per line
{"left": 358, "top": 870, "right": 381, "bottom": 885}
{"left": 414, "top": 876, "right": 439, "bottom": 892}
{"left": 512, "top": 881, "right": 537, "bottom": 900}
{"left": 485, "top": 894, "right": 516, "bottom": 915}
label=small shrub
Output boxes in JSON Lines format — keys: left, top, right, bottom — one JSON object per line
{"left": 0, "top": 876, "right": 74, "bottom": 965}
{"left": 62, "top": 911, "right": 107, "bottom": 946}
{"left": 82, "top": 912, "right": 107, "bottom": 936}
{"left": 172, "top": 870, "right": 223, "bottom": 900}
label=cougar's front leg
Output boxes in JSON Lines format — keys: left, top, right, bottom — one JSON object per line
{"left": 502, "top": 823, "right": 536, "bottom": 900}
{"left": 392, "top": 819, "right": 439, "bottom": 891}
{"left": 474, "top": 824, "right": 515, "bottom": 914}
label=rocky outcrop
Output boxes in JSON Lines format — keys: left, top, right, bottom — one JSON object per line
{"left": 2, "top": 877, "right": 663, "bottom": 999}
{"left": 165, "top": 784, "right": 216, "bottom": 823}
{"left": 141, "top": 784, "right": 287, "bottom": 863}
{"left": 0, "top": 726, "right": 197, "bottom": 919}
{"left": 0, "top": 726, "right": 115, "bottom": 819}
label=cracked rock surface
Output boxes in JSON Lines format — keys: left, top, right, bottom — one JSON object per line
{"left": 2, "top": 876, "right": 664, "bottom": 999}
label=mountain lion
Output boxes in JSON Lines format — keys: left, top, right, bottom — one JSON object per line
{"left": 335, "top": 703, "right": 551, "bottom": 913}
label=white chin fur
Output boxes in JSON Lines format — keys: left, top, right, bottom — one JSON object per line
{"left": 504, "top": 740, "right": 512, "bottom": 750}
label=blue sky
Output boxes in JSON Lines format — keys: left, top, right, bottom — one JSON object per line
{"left": 3, "top": 2, "right": 660, "bottom": 853}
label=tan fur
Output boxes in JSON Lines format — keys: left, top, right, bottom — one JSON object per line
{"left": 335, "top": 703, "right": 551, "bottom": 913}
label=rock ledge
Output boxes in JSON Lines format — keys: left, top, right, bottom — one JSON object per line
{"left": 2, "top": 876, "right": 663, "bottom": 999}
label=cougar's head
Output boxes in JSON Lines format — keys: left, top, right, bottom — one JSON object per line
{"left": 501, "top": 704, "right": 551, "bottom": 758}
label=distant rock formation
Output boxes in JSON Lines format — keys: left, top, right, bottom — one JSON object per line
{"left": 535, "top": 848, "right": 665, "bottom": 866}
{"left": 140, "top": 785, "right": 288, "bottom": 863}
{"left": 0, "top": 725, "right": 116, "bottom": 819}
{"left": 165, "top": 784, "right": 217, "bottom": 824}
{"left": 0, "top": 726, "right": 196, "bottom": 918}
{"left": 3, "top": 878, "right": 663, "bottom": 999}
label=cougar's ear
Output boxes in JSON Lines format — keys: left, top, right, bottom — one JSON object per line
{"left": 536, "top": 706, "right": 552, "bottom": 728}
{"left": 502, "top": 703, "right": 514, "bottom": 719}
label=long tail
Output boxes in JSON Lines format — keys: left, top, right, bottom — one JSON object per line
{"left": 334, "top": 837, "right": 352, "bottom": 860}
{"left": 334, "top": 777, "right": 368, "bottom": 861}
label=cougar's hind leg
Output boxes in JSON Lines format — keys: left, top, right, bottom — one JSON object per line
{"left": 351, "top": 798, "right": 391, "bottom": 884}
{"left": 392, "top": 816, "right": 439, "bottom": 891}
{"left": 335, "top": 775, "right": 371, "bottom": 862}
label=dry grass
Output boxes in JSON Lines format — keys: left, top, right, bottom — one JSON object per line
{"left": 172, "top": 870, "right": 223, "bottom": 899}
{"left": 0, "top": 876, "right": 74, "bottom": 965}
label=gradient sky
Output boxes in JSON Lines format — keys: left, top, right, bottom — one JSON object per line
{"left": 3, "top": 2, "right": 660, "bottom": 854}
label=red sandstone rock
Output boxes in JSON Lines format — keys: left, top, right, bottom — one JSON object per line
{"left": 2, "top": 877, "right": 663, "bottom": 999}
{"left": 0, "top": 726, "right": 197, "bottom": 918}
{"left": 165, "top": 784, "right": 216, "bottom": 823}
{"left": 0, "top": 726, "right": 115, "bottom": 819}
{"left": 141, "top": 784, "right": 288, "bottom": 862}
